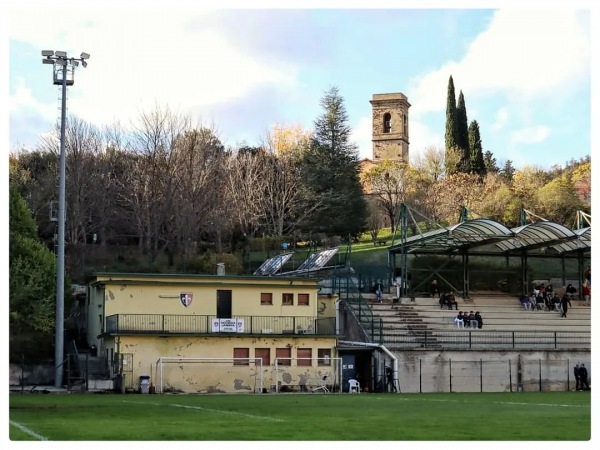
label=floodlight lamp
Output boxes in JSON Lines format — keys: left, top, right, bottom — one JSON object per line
{"left": 54, "top": 59, "right": 67, "bottom": 66}
{"left": 81, "top": 60, "right": 87, "bottom": 68}
{"left": 72, "top": 60, "right": 79, "bottom": 67}
{"left": 80, "top": 52, "right": 90, "bottom": 60}
{"left": 42, "top": 58, "right": 54, "bottom": 64}
{"left": 42, "top": 50, "right": 54, "bottom": 57}
{"left": 54, "top": 51, "right": 67, "bottom": 57}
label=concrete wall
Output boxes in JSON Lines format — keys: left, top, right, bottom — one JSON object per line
{"left": 393, "top": 349, "right": 591, "bottom": 393}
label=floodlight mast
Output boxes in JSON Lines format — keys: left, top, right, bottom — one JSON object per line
{"left": 40, "top": 49, "right": 90, "bottom": 389}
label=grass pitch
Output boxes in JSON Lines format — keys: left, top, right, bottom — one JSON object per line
{"left": 9, "top": 391, "right": 590, "bottom": 441}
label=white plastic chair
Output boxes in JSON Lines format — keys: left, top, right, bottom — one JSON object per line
{"left": 348, "top": 379, "right": 360, "bottom": 393}
{"left": 313, "top": 375, "right": 329, "bottom": 393}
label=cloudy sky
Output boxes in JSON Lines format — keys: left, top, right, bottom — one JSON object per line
{"left": 6, "top": 1, "right": 594, "bottom": 169}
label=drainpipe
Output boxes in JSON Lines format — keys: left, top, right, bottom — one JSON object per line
{"left": 335, "top": 300, "right": 342, "bottom": 335}
{"left": 339, "top": 340, "right": 400, "bottom": 393}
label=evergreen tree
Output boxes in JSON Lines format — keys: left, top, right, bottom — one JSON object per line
{"left": 468, "top": 120, "right": 486, "bottom": 176}
{"left": 299, "top": 86, "right": 367, "bottom": 237}
{"left": 456, "top": 91, "right": 470, "bottom": 172}
{"left": 9, "top": 186, "right": 58, "bottom": 361}
{"left": 500, "top": 160, "right": 516, "bottom": 182}
{"left": 445, "top": 75, "right": 459, "bottom": 174}
{"left": 483, "top": 151, "right": 499, "bottom": 174}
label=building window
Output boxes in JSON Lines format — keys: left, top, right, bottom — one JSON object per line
{"left": 383, "top": 113, "right": 392, "bottom": 133}
{"left": 317, "top": 349, "right": 332, "bottom": 366}
{"left": 297, "top": 348, "right": 312, "bottom": 366}
{"left": 261, "top": 292, "right": 273, "bottom": 305}
{"left": 298, "top": 293, "right": 309, "bottom": 306}
{"left": 233, "top": 348, "right": 249, "bottom": 365}
{"left": 403, "top": 113, "right": 408, "bottom": 135}
{"left": 276, "top": 347, "right": 292, "bottom": 366}
{"left": 255, "top": 348, "right": 270, "bottom": 367}
{"left": 282, "top": 293, "right": 294, "bottom": 306}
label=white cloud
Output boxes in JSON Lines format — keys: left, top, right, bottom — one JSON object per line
{"left": 510, "top": 126, "right": 551, "bottom": 144}
{"left": 408, "top": 9, "right": 590, "bottom": 117}
{"left": 352, "top": 115, "right": 372, "bottom": 160}
{"left": 9, "top": 8, "right": 298, "bottom": 128}
{"left": 492, "top": 107, "right": 509, "bottom": 131}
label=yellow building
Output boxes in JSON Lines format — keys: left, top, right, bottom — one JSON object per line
{"left": 86, "top": 273, "right": 340, "bottom": 394}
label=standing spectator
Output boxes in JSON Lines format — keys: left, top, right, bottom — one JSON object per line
{"left": 375, "top": 284, "right": 383, "bottom": 303}
{"left": 579, "top": 364, "right": 590, "bottom": 390}
{"left": 574, "top": 363, "right": 581, "bottom": 391}
{"left": 475, "top": 311, "right": 483, "bottom": 329}
{"left": 385, "top": 366, "right": 397, "bottom": 392}
{"left": 560, "top": 294, "right": 572, "bottom": 318}
{"left": 431, "top": 279, "right": 439, "bottom": 298}
{"left": 584, "top": 266, "right": 591, "bottom": 287}
{"left": 582, "top": 282, "right": 591, "bottom": 306}
{"left": 454, "top": 311, "right": 465, "bottom": 329}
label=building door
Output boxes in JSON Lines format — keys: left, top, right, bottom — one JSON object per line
{"left": 216, "top": 290, "right": 232, "bottom": 318}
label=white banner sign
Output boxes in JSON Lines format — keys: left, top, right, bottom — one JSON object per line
{"left": 211, "top": 318, "right": 245, "bottom": 333}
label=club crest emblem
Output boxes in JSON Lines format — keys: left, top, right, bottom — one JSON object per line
{"left": 180, "top": 292, "right": 193, "bottom": 307}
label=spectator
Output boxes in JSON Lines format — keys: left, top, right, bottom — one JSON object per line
{"left": 375, "top": 283, "right": 383, "bottom": 303}
{"left": 553, "top": 294, "right": 562, "bottom": 313}
{"left": 431, "top": 279, "right": 439, "bottom": 298}
{"left": 574, "top": 363, "right": 581, "bottom": 391}
{"left": 535, "top": 293, "right": 545, "bottom": 311}
{"left": 579, "top": 363, "right": 590, "bottom": 391}
{"left": 566, "top": 283, "right": 577, "bottom": 300}
{"left": 582, "top": 282, "right": 590, "bottom": 306}
{"left": 454, "top": 311, "right": 465, "bottom": 329}
{"left": 439, "top": 292, "right": 448, "bottom": 309}
{"left": 584, "top": 266, "right": 591, "bottom": 287}
{"left": 560, "top": 294, "right": 572, "bottom": 318}
{"left": 447, "top": 292, "right": 458, "bottom": 310}
{"left": 519, "top": 295, "right": 532, "bottom": 310}
{"left": 467, "top": 311, "right": 477, "bottom": 329}
{"left": 475, "top": 311, "right": 483, "bottom": 329}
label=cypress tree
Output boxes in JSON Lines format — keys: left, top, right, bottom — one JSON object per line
{"left": 456, "top": 91, "right": 470, "bottom": 173}
{"left": 468, "top": 120, "right": 486, "bottom": 176}
{"left": 445, "top": 75, "right": 459, "bottom": 174}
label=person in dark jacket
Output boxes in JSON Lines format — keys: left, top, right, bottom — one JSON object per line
{"left": 474, "top": 311, "right": 483, "bottom": 329}
{"left": 560, "top": 294, "right": 572, "bottom": 317}
{"left": 579, "top": 363, "right": 590, "bottom": 390}
{"left": 574, "top": 363, "right": 581, "bottom": 391}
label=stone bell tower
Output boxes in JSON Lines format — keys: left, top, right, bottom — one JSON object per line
{"left": 370, "top": 93, "right": 410, "bottom": 163}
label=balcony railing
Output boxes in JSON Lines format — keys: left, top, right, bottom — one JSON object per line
{"left": 383, "top": 330, "right": 591, "bottom": 350}
{"left": 105, "top": 314, "right": 336, "bottom": 336}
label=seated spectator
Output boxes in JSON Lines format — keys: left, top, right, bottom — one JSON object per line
{"left": 439, "top": 292, "right": 447, "bottom": 309}
{"left": 535, "top": 294, "right": 545, "bottom": 311}
{"left": 467, "top": 311, "right": 477, "bottom": 329}
{"left": 446, "top": 292, "right": 458, "bottom": 310}
{"left": 566, "top": 283, "right": 577, "bottom": 300}
{"left": 519, "top": 295, "right": 532, "bottom": 310}
{"left": 475, "top": 311, "right": 483, "bottom": 329}
{"left": 545, "top": 294, "right": 554, "bottom": 311}
{"left": 454, "top": 311, "right": 464, "bottom": 329}
{"left": 553, "top": 294, "right": 562, "bottom": 312}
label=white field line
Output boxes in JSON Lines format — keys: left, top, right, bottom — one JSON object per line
{"left": 363, "top": 396, "right": 588, "bottom": 408}
{"left": 123, "top": 400, "right": 285, "bottom": 422}
{"left": 9, "top": 420, "right": 48, "bottom": 440}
